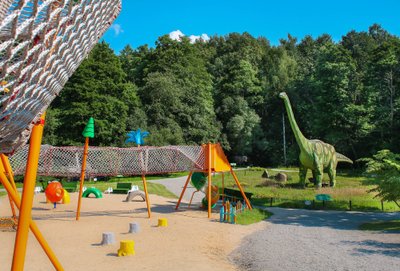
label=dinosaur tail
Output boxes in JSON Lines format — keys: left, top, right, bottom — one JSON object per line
{"left": 336, "top": 153, "right": 353, "bottom": 164}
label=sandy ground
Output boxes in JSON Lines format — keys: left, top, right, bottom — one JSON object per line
{"left": 0, "top": 192, "right": 264, "bottom": 271}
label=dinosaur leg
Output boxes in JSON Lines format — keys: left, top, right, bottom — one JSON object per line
{"left": 299, "top": 164, "right": 307, "bottom": 188}
{"left": 314, "top": 165, "right": 323, "bottom": 189}
{"left": 327, "top": 165, "right": 336, "bottom": 187}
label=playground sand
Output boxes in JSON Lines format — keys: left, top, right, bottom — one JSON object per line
{"left": 0, "top": 193, "right": 265, "bottom": 271}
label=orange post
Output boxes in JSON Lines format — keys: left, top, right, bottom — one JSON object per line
{"left": 141, "top": 175, "right": 151, "bottom": 218}
{"left": 12, "top": 113, "right": 46, "bottom": 271}
{"left": 207, "top": 143, "right": 212, "bottom": 218}
{"left": 1, "top": 154, "right": 18, "bottom": 193}
{"left": 175, "top": 171, "right": 193, "bottom": 210}
{"left": 0, "top": 168, "right": 63, "bottom": 270}
{"left": 76, "top": 137, "right": 89, "bottom": 220}
{"left": 0, "top": 161, "right": 17, "bottom": 219}
{"left": 230, "top": 169, "right": 252, "bottom": 210}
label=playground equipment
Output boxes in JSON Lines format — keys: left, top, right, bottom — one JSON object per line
{"left": 201, "top": 184, "right": 219, "bottom": 209}
{"left": 188, "top": 172, "right": 207, "bottom": 208}
{"left": 45, "top": 182, "right": 64, "bottom": 207}
{"left": 10, "top": 143, "right": 253, "bottom": 218}
{"left": 220, "top": 200, "right": 247, "bottom": 224}
{"left": 101, "top": 232, "right": 116, "bottom": 246}
{"left": 0, "top": 1, "right": 121, "bottom": 270}
{"left": 118, "top": 240, "right": 135, "bottom": 256}
{"left": 125, "top": 129, "right": 150, "bottom": 145}
{"left": 279, "top": 92, "right": 353, "bottom": 188}
{"left": 129, "top": 222, "right": 140, "bottom": 233}
{"left": 61, "top": 189, "right": 70, "bottom": 204}
{"left": 158, "top": 218, "right": 168, "bottom": 227}
{"left": 82, "top": 187, "right": 103, "bottom": 198}
{"left": 125, "top": 190, "right": 146, "bottom": 202}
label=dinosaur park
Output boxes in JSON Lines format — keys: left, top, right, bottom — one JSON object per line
{"left": 0, "top": 1, "right": 399, "bottom": 271}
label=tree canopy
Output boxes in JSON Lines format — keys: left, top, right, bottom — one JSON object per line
{"left": 44, "top": 25, "right": 400, "bottom": 166}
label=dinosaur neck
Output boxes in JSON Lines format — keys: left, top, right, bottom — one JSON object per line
{"left": 282, "top": 96, "right": 308, "bottom": 151}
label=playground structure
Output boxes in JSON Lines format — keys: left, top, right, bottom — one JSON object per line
{"left": 0, "top": 1, "right": 252, "bottom": 270}
{"left": 220, "top": 200, "right": 247, "bottom": 224}
{"left": 0, "top": 0, "right": 121, "bottom": 270}
{"left": 9, "top": 142, "right": 253, "bottom": 218}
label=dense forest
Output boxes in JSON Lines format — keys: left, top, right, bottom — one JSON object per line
{"left": 44, "top": 24, "right": 400, "bottom": 166}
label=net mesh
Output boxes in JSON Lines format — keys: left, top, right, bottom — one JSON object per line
{"left": 9, "top": 145, "right": 207, "bottom": 177}
{"left": 0, "top": 0, "right": 121, "bottom": 154}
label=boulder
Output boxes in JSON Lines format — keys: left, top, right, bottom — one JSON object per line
{"left": 274, "top": 172, "right": 287, "bottom": 183}
{"left": 261, "top": 169, "right": 270, "bottom": 178}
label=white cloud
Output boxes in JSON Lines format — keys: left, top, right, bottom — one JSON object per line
{"left": 169, "top": 30, "right": 209, "bottom": 44}
{"left": 110, "top": 24, "right": 124, "bottom": 36}
{"left": 169, "top": 30, "right": 184, "bottom": 41}
{"left": 188, "top": 34, "right": 210, "bottom": 44}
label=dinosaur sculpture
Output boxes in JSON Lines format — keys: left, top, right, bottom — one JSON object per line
{"left": 279, "top": 92, "right": 353, "bottom": 188}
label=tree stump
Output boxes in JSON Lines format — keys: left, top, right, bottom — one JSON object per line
{"left": 101, "top": 232, "right": 115, "bottom": 245}
{"left": 129, "top": 222, "right": 140, "bottom": 233}
{"left": 118, "top": 240, "right": 135, "bottom": 256}
{"left": 158, "top": 218, "right": 168, "bottom": 227}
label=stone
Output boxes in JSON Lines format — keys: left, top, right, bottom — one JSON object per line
{"left": 261, "top": 169, "right": 269, "bottom": 178}
{"left": 274, "top": 173, "right": 287, "bottom": 183}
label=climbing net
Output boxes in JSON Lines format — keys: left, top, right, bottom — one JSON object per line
{"left": 0, "top": 0, "right": 121, "bottom": 154}
{"left": 10, "top": 145, "right": 207, "bottom": 177}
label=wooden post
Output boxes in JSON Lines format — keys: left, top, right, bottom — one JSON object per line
{"left": 381, "top": 200, "right": 384, "bottom": 211}
{"left": 349, "top": 200, "right": 352, "bottom": 211}
{"left": 76, "top": 137, "right": 89, "bottom": 221}
{"left": 175, "top": 172, "right": 193, "bottom": 210}
{"left": 141, "top": 175, "right": 151, "bottom": 218}
{"left": 270, "top": 197, "right": 273, "bottom": 207}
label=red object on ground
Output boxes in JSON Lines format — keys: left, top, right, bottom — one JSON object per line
{"left": 45, "top": 182, "right": 64, "bottom": 203}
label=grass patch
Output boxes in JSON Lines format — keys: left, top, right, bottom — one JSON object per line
{"left": 0, "top": 191, "right": 6, "bottom": 197}
{"left": 211, "top": 168, "right": 399, "bottom": 212}
{"left": 85, "top": 180, "right": 177, "bottom": 199}
{"left": 359, "top": 220, "right": 400, "bottom": 231}
{"left": 235, "top": 208, "right": 272, "bottom": 225}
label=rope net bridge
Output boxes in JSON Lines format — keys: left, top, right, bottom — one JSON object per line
{"left": 9, "top": 145, "right": 207, "bottom": 177}
{"left": 0, "top": 0, "right": 121, "bottom": 154}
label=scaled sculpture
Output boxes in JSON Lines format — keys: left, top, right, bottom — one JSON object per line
{"left": 279, "top": 92, "right": 353, "bottom": 188}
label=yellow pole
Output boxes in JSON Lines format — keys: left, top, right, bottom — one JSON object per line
{"left": 141, "top": 175, "right": 151, "bottom": 218}
{"left": 0, "top": 169, "right": 64, "bottom": 270}
{"left": 76, "top": 137, "right": 89, "bottom": 220}
{"left": 230, "top": 169, "right": 252, "bottom": 210}
{"left": 175, "top": 171, "right": 193, "bottom": 210}
{"left": 221, "top": 172, "right": 225, "bottom": 202}
{"left": 12, "top": 113, "right": 47, "bottom": 271}
{"left": 207, "top": 143, "right": 212, "bottom": 218}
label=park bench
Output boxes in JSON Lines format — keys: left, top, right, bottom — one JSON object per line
{"left": 222, "top": 188, "right": 253, "bottom": 202}
{"left": 113, "top": 182, "right": 133, "bottom": 194}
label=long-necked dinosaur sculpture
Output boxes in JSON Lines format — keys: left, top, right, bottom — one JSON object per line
{"left": 279, "top": 92, "right": 353, "bottom": 188}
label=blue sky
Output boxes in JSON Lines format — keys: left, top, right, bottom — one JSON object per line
{"left": 103, "top": 0, "right": 400, "bottom": 53}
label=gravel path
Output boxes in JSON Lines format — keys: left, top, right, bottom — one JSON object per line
{"left": 230, "top": 208, "right": 400, "bottom": 271}
{"left": 148, "top": 176, "right": 204, "bottom": 205}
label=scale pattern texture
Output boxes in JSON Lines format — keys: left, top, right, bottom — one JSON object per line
{"left": 10, "top": 145, "right": 206, "bottom": 177}
{"left": 0, "top": 0, "right": 121, "bottom": 153}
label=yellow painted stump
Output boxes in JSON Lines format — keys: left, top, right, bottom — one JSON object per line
{"left": 117, "top": 240, "right": 135, "bottom": 256}
{"left": 158, "top": 218, "right": 168, "bottom": 227}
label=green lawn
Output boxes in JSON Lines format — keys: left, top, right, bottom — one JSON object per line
{"left": 236, "top": 208, "right": 273, "bottom": 225}
{"left": 359, "top": 220, "right": 400, "bottom": 231}
{"left": 211, "top": 168, "right": 399, "bottom": 212}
